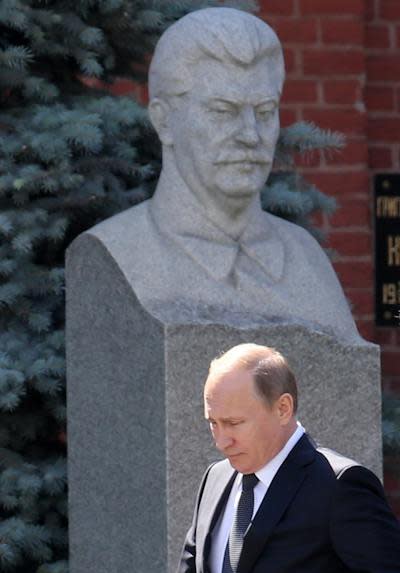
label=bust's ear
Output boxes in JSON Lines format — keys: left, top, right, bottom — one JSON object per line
{"left": 148, "top": 98, "right": 174, "bottom": 146}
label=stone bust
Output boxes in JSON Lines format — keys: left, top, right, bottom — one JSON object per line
{"left": 87, "top": 7, "right": 361, "bottom": 343}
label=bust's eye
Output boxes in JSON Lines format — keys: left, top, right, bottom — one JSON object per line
{"left": 256, "top": 107, "right": 274, "bottom": 119}
{"left": 209, "top": 105, "right": 236, "bottom": 116}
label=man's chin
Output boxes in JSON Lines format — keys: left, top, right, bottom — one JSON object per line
{"left": 227, "top": 453, "right": 247, "bottom": 472}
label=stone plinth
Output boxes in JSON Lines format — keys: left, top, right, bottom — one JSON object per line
{"left": 66, "top": 234, "right": 381, "bottom": 573}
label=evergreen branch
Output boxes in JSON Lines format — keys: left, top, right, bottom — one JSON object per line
{"left": 278, "top": 121, "right": 345, "bottom": 153}
{"left": 0, "top": 47, "right": 34, "bottom": 71}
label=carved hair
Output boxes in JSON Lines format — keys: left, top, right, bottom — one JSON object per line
{"left": 149, "top": 7, "right": 285, "bottom": 99}
{"left": 208, "top": 343, "right": 298, "bottom": 413}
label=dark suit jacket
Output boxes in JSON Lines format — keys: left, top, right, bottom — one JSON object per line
{"left": 178, "top": 434, "right": 400, "bottom": 573}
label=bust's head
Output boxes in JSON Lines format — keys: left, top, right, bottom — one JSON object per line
{"left": 148, "top": 8, "right": 285, "bottom": 214}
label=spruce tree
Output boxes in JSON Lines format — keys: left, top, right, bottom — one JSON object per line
{"left": 0, "top": 2, "right": 383, "bottom": 573}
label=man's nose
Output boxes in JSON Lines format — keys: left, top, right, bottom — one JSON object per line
{"left": 215, "top": 431, "right": 234, "bottom": 452}
{"left": 236, "top": 107, "right": 260, "bottom": 146}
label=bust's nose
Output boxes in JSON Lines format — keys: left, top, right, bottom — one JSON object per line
{"left": 235, "top": 106, "right": 260, "bottom": 146}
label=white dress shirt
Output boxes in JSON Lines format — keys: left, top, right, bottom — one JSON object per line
{"left": 209, "top": 423, "right": 305, "bottom": 573}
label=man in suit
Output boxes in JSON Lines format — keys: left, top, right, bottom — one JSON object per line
{"left": 178, "top": 343, "right": 400, "bottom": 572}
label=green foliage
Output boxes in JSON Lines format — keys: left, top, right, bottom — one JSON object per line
{"left": 0, "top": 1, "right": 256, "bottom": 571}
{"left": 262, "top": 121, "right": 342, "bottom": 240}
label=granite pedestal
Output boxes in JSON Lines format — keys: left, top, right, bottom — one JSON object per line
{"left": 66, "top": 235, "right": 381, "bottom": 573}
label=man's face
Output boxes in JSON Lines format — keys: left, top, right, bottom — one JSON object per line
{"left": 204, "top": 366, "right": 285, "bottom": 474}
{"left": 167, "top": 57, "right": 281, "bottom": 211}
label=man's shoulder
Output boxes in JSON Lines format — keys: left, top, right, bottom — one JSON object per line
{"left": 316, "top": 446, "right": 361, "bottom": 479}
{"left": 261, "top": 210, "right": 324, "bottom": 252}
{"left": 70, "top": 200, "right": 156, "bottom": 268}
{"left": 302, "top": 442, "right": 383, "bottom": 498}
{"left": 206, "top": 458, "right": 235, "bottom": 481}
{"left": 315, "top": 446, "right": 384, "bottom": 490}
{"left": 88, "top": 200, "right": 151, "bottom": 243}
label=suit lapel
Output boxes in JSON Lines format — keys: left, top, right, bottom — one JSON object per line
{"left": 197, "top": 460, "right": 237, "bottom": 573}
{"left": 237, "top": 434, "right": 316, "bottom": 573}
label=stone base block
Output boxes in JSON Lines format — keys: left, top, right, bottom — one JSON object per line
{"left": 67, "top": 237, "right": 381, "bottom": 573}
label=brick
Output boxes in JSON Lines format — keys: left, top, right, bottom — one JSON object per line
{"left": 397, "top": 87, "right": 400, "bottom": 112}
{"left": 141, "top": 85, "right": 149, "bottom": 104}
{"left": 57, "top": 430, "right": 67, "bottom": 445}
{"left": 372, "top": 328, "right": 396, "bottom": 346}
{"left": 386, "top": 376, "right": 400, "bottom": 392}
{"left": 397, "top": 25, "right": 400, "bottom": 48}
{"left": 325, "top": 140, "right": 368, "bottom": 166}
{"left": 323, "top": 79, "right": 362, "bottom": 105}
{"left": 299, "top": 0, "right": 365, "bottom": 15}
{"left": 383, "top": 466, "right": 400, "bottom": 518}
{"left": 303, "top": 49, "right": 365, "bottom": 75}
{"left": 368, "top": 118, "right": 400, "bottom": 142}
{"left": 366, "top": 0, "right": 377, "bottom": 21}
{"left": 273, "top": 18, "right": 318, "bottom": 43}
{"left": 284, "top": 47, "right": 296, "bottom": 73}
{"left": 306, "top": 171, "right": 370, "bottom": 196}
{"left": 365, "top": 86, "right": 395, "bottom": 111}
{"left": 382, "top": 351, "right": 400, "bottom": 376}
{"left": 345, "top": 289, "right": 374, "bottom": 315}
{"left": 309, "top": 211, "right": 325, "bottom": 228}
{"left": 303, "top": 108, "right": 367, "bottom": 134}
{"left": 333, "top": 261, "right": 373, "bottom": 288}
{"left": 282, "top": 79, "right": 318, "bottom": 103}
{"left": 321, "top": 20, "right": 364, "bottom": 45}
{"left": 355, "top": 319, "right": 375, "bottom": 341}
{"left": 259, "top": 0, "right": 294, "bottom": 16}
{"left": 383, "top": 469, "right": 400, "bottom": 494}
{"left": 110, "top": 78, "right": 135, "bottom": 96}
{"left": 330, "top": 199, "right": 371, "bottom": 227}
{"left": 380, "top": 0, "right": 400, "bottom": 20}
{"left": 369, "top": 146, "right": 393, "bottom": 169}
{"left": 328, "top": 232, "right": 372, "bottom": 256}
{"left": 366, "top": 24, "right": 391, "bottom": 50}
{"left": 279, "top": 108, "right": 297, "bottom": 126}
{"left": 367, "top": 55, "right": 400, "bottom": 82}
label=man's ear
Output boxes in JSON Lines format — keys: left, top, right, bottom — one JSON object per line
{"left": 276, "top": 393, "right": 294, "bottom": 425}
{"left": 148, "top": 98, "right": 174, "bottom": 146}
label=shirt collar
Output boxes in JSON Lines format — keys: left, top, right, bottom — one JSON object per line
{"left": 150, "top": 176, "right": 285, "bottom": 283}
{"left": 254, "top": 422, "right": 305, "bottom": 489}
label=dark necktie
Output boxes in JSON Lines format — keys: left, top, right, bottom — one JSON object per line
{"left": 222, "top": 473, "right": 259, "bottom": 573}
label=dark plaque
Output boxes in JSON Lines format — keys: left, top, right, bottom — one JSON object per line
{"left": 375, "top": 174, "right": 400, "bottom": 326}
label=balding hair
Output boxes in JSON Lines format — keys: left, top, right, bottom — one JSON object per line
{"left": 209, "top": 344, "right": 298, "bottom": 413}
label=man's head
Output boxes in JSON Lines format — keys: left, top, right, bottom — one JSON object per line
{"left": 148, "top": 8, "right": 285, "bottom": 214}
{"left": 204, "top": 344, "right": 298, "bottom": 474}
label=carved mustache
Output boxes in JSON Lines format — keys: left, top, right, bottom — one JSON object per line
{"left": 213, "top": 156, "right": 272, "bottom": 165}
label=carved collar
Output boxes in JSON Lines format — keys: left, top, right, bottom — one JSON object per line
{"left": 149, "top": 181, "right": 285, "bottom": 283}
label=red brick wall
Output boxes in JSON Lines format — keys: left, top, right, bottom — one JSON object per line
{"left": 259, "top": 0, "right": 400, "bottom": 513}
{"left": 367, "top": 0, "right": 400, "bottom": 382}
{"left": 366, "top": 0, "right": 400, "bottom": 514}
